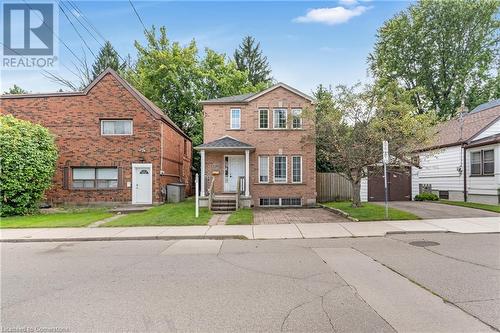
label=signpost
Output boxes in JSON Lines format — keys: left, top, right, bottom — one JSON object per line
{"left": 195, "top": 173, "right": 199, "bottom": 218}
{"left": 382, "top": 141, "right": 389, "bottom": 219}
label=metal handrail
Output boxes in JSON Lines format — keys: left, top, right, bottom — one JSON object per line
{"left": 235, "top": 176, "right": 241, "bottom": 209}
{"left": 208, "top": 177, "right": 215, "bottom": 210}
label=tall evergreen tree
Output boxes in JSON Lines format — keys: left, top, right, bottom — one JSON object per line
{"left": 91, "top": 41, "right": 125, "bottom": 79}
{"left": 4, "top": 85, "right": 28, "bottom": 94}
{"left": 234, "top": 36, "right": 272, "bottom": 86}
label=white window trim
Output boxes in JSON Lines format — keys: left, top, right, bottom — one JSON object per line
{"left": 100, "top": 119, "right": 133, "bottom": 136}
{"left": 259, "top": 109, "right": 269, "bottom": 129}
{"left": 291, "top": 108, "right": 302, "bottom": 129}
{"left": 230, "top": 108, "right": 241, "bottom": 129}
{"left": 292, "top": 155, "right": 302, "bottom": 183}
{"left": 273, "top": 155, "right": 287, "bottom": 183}
{"left": 273, "top": 108, "right": 287, "bottom": 129}
{"left": 258, "top": 156, "right": 269, "bottom": 183}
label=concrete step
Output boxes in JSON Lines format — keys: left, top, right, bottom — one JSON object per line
{"left": 212, "top": 202, "right": 236, "bottom": 207}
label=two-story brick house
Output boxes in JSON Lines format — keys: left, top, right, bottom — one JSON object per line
{"left": 0, "top": 68, "right": 192, "bottom": 205}
{"left": 195, "top": 83, "right": 316, "bottom": 209}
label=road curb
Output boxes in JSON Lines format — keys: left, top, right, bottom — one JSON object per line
{"left": 0, "top": 235, "right": 248, "bottom": 243}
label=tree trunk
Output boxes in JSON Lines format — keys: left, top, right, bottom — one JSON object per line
{"left": 351, "top": 180, "right": 362, "bottom": 208}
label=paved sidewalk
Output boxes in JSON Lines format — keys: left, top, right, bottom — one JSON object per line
{"left": 1, "top": 217, "right": 498, "bottom": 242}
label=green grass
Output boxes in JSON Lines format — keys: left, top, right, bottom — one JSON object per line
{"left": 227, "top": 208, "right": 253, "bottom": 225}
{"left": 323, "top": 201, "right": 420, "bottom": 221}
{"left": 102, "top": 198, "right": 212, "bottom": 227}
{"left": 0, "top": 209, "right": 113, "bottom": 228}
{"left": 439, "top": 200, "right": 500, "bottom": 213}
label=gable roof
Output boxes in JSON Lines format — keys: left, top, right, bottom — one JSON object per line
{"left": 422, "top": 100, "right": 500, "bottom": 151}
{"left": 194, "top": 136, "right": 254, "bottom": 150}
{"left": 0, "top": 68, "right": 191, "bottom": 141}
{"left": 201, "top": 82, "right": 315, "bottom": 104}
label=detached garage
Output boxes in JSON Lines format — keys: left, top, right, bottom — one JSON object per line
{"left": 365, "top": 166, "right": 412, "bottom": 202}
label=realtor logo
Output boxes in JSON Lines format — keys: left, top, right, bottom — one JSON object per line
{"left": 2, "top": 2, "right": 58, "bottom": 69}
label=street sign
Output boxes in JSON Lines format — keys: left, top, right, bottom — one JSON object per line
{"left": 383, "top": 140, "right": 389, "bottom": 164}
{"left": 382, "top": 141, "right": 389, "bottom": 219}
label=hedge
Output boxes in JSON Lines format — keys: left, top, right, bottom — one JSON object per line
{"left": 0, "top": 115, "right": 58, "bottom": 216}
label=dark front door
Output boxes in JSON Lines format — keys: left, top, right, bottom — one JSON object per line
{"left": 368, "top": 166, "right": 411, "bottom": 202}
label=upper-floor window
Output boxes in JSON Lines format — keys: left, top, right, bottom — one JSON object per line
{"left": 471, "top": 149, "right": 494, "bottom": 176}
{"left": 230, "top": 108, "right": 241, "bottom": 129}
{"left": 72, "top": 167, "right": 118, "bottom": 189}
{"left": 101, "top": 120, "right": 132, "bottom": 136}
{"left": 259, "top": 109, "right": 269, "bottom": 129}
{"left": 273, "top": 109, "right": 287, "bottom": 129}
{"left": 292, "top": 109, "right": 302, "bottom": 129}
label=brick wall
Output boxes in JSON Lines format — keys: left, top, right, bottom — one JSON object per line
{"left": 1, "top": 73, "right": 192, "bottom": 205}
{"left": 203, "top": 86, "right": 316, "bottom": 206}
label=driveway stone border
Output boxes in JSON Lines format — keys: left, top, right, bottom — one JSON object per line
{"left": 318, "top": 204, "right": 359, "bottom": 222}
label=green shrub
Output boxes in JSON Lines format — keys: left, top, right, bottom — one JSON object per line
{"left": 414, "top": 192, "right": 439, "bottom": 201}
{"left": 0, "top": 115, "right": 58, "bottom": 216}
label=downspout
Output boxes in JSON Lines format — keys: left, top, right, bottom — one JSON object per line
{"left": 463, "top": 143, "right": 467, "bottom": 202}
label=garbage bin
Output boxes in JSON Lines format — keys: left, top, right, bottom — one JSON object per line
{"left": 166, "top": 183, "right": 186, "bottom": 203}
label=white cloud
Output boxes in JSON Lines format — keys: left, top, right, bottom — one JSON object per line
{"left": 294, "top": 6, "right": 369, "bottom": 26}
{"left": 339, "top": 0, "right": 358, "bottom": 6}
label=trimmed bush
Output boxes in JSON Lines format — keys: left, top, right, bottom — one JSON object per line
{"left": 0, "top": 115, "right": 58, "bottom": 216}
{"left": 414, "top": 192, "right": 439, "bottom": 201}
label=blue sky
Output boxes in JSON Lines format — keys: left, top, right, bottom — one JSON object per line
{"left": 1, "top": 0, "right": 411, "bottom": 95}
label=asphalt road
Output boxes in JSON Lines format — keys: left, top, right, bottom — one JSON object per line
{"left": 1, "top": 234, "right": 499, "bottom": 332}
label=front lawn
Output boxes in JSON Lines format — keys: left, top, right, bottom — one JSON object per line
{"left": 102, "top": 197, "right": 212, "bottom": 227}
{"left": 227, "top": 208, "right": 253, "bottom": 225}
{"left": 0, "top": 209, "right": 113, "bottom": 228}
{"left": 439, "top": 200, "right": 500, "bottom": 213}
{"left": 323, "top": 202, "right": 420, "bottom": 221}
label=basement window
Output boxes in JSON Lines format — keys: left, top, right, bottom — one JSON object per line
{"left": 259, "top": 197, "right": 301, "bottom": 207}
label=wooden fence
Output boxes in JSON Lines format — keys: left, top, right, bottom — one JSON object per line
{"left": 316, "top": 173, "right": 352, "bottom": 202}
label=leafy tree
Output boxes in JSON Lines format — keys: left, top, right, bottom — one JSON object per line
{"left": 234, "top": 36, "right": 272, "bottom": 86}
{"left": 4, "top": 85, "right": 28, "bottom": 95}
{"left": 92, "top": 41, "right": 126, "bottom": 79}
{"left": 0, "top": 115, "right": 58, "bottom": 216}
{"left": 310, "top": 82, "right": 435, "bottom": 207}
{"left": 369, "top": 0, "right": 500, "bottom": 119}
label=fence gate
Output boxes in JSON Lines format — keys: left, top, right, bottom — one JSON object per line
{"left": 316, "top": 173, "right": 352, "bottom": 202}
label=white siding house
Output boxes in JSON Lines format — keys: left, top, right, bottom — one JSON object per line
{"left": 411, "top": 100, "right": 500, "bottom": 205}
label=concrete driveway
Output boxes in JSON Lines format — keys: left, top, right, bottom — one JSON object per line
{"left": 253, "top": 208, "right": 349, "bottom": 224}
{"left": 374, "top": 201, "right": 499, "bottom": 219}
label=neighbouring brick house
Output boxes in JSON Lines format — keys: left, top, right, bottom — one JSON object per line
{"left": 0, "top": 68, "right": 192, "bottom": 205}
{"left": 196, "top": 83, "right": 316, "bottom": 209}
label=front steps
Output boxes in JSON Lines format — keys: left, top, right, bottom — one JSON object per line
{"left": 211, "top": 197, "right": 237, "bottom": 213}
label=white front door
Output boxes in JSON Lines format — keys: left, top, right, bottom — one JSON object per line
{"left": 132, "top": 163, "right": 152, "bottom": 204}
{"left": 224, "top": 155, "right": 245, "bottom": 192}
